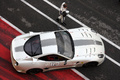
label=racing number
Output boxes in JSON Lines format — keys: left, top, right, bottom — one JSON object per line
{"left": 50, "top": 62, "right": 60, "bottom": 66}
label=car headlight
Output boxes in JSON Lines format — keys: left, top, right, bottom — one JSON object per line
{"left": 98, "top": 54, "right": 104, "bottom": 58}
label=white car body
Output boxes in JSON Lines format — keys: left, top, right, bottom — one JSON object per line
{"left": 11, "top": 27, "right": 105, "bottom": 74}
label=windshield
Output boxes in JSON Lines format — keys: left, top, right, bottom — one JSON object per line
{"left": 55, "top": 31, "right": 74, "bottom": 59}
{"left": 24, "top": 35, "right": 42, "bottom": 57}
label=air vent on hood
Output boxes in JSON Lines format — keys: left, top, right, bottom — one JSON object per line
{"left": 86, "top": 47, "right": 96, "bottom": 54}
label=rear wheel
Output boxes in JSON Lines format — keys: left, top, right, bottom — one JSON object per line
{"left": 83, "top": 62, "right": 98, "bottom": 67}
{"left": 26, "top": 68, "right": 43, "bottom": 74}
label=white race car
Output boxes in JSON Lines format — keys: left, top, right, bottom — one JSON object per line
{"left": 11, "top": 27, "right": 105, "bottom": 74}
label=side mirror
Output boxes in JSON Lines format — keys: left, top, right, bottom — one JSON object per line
{"left": 29, "top": 31, "right": 34, "bottom": 36}
{"left": 32, "top": 57, "right": 37, "bottom": 62}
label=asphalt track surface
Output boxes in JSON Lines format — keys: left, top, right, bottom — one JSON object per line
{"left": 0, "top": 0, "right": 120, "bottom": 80}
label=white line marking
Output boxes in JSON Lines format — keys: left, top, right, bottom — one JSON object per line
{"left": 44, "top": 0, "right": 120, "bottom": 51}
{"left": 0, "top": 16, "right": 25, "bottom": 34}
{"left": 99, "top": 34, "right": 120, "bottom": 50}
{"left": 0, "top": 15, "right": 89, "bottom": 80}
{"left": 21, "top": 0, "right": 66, "bottom": 30}
{"left": 43, "top": 0, "right": 120, "bottom": 67}
{"left": 72, "top": 69, "right": 90, "bottom": 80}
{"left": 106, "top": 55, "right": 120, "bottom": 67}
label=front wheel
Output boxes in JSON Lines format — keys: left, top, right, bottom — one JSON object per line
{"left": 26, "top": 68, "right": 43, "bottom": 74}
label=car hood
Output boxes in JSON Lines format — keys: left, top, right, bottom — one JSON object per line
{"left": 68, "top": 28, "right": 105, "bottom": 57}
{"left": 74, "top": 45, "right": 104, "bottom": 57}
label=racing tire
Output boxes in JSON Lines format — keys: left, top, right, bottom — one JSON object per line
{"left": 83, "top": 62, "right": 98, "bottom": 68}
{"left": 26, "top": 68, "right": 43, "bottom": 74}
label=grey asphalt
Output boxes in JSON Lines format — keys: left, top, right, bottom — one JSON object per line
{"left": 0, "top": 0, "right": 120, "bottom": 80}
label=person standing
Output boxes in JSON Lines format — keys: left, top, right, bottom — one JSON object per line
{"left": 56, "top": 2, "right": 69, "bottom": 25}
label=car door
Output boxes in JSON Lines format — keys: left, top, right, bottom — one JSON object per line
{"left": 38, "top": 54, "right": 74, "bottom": 70}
